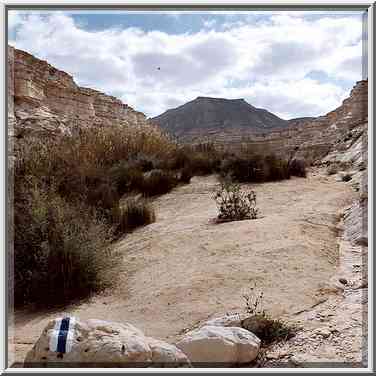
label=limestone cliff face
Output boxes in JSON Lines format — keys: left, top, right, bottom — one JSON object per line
{"left": 8, "top": 46, "right": 147, "bottom": 137}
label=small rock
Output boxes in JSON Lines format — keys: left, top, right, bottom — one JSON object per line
{"left": 313, "top": 328, "right": 331, "bottom": 338}
{"left": 266, "top": 353, "right": 279, "bottom": 360}
{"left": 339, "top": 278, "right": 348, "bottom": 285}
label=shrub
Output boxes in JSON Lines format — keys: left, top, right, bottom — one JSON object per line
{"left": 189, "top": 152, "right": 220, "bottom": 176}
{"left": 219, "top": 154, "right": 293, "bottom": 183}
{"left": 114, "top": 196, "right": 155, "bottom": 235}
{"left": 141, "top": 169, "right": 178, "bottom": 196}
{"left": 342, "top": 173, "right": 353, "bottom": 182}
{"left": 213, "top": 181, "right": 258, "bottom": 222}
{"left": 241, "top": 285, "right": 296, "bottom": 345}
{"left": 219, "top": 156, "right": 263, "bottom": 183}
{"left": 265, "top": 155, "right": 291, "bottom": 181}
{"left": 179, "top": 166, "right": 193, "bottom": 184}
{"left": 108, "top": 160, "right": 144, "bottom": 195}
{"left": 13, "top": 184, "right": 116, "bottom": 307}
{"left": 288, "top": 159, "right": 307, "bottom": 178}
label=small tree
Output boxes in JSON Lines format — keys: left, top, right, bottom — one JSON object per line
{"left": 213, "top": 181, "right": 258, "bottom": 222}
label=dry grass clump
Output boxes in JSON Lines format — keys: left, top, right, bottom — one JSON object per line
{"left": 241, "top": 285, "right": 296, "bottom": 346}
{"left": 114, "top": 196, "right": 156, "bottom": 235}
{"left": 141, "top": 169, "right": 179, "bottom": 197}
{"left": 13, "top": 182, "right": 116, "bottom": 307}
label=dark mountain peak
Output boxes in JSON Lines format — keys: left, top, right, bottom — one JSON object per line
{"left": 195, "top": 96, "right": 246, "bottom": 102}
{"left": 152, "top": 96, "right": 288, "bottom": 137}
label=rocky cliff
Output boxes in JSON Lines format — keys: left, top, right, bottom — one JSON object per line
{"left": 231, "top": 80, "right": 368, "bottom": 162}
{"left": 8, "top": 46, "right": 148, "bottom": 138}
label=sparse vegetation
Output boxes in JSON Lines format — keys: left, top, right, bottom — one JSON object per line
{"left": 13, "top": 123, "right": 183, "bottom": 307}
{"left": 241, "top": 285, "right": 296, "bottom": 346}
{"left": 213, "top": 181, "right": 258, "bottom": 222}
{"left": 219, "top": 153, "right": 306, "bottom": 183}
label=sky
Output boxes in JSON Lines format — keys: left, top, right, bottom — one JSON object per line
{"left": 8, "top": 10, "right": 367, "bottom": 120}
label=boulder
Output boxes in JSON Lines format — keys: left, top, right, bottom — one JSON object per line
{"left": 175, "top": 325, "right": 260, "bottom": 365}
{"left": 24, "top": 318, "right": 190, "bottom": 367}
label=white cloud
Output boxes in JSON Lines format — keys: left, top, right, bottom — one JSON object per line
{"left": 8, "top": 11, "right": 364, "bottom": 119}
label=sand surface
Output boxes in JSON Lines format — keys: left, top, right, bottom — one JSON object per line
{"left": 12, "top": 169, "right": 355, "bottom": 364}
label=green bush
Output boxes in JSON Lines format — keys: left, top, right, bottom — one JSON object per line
{"left": 108, "top": 160, "right": 144, "bottom": 195}
{"left": 213, "top": 181, "right": 258, "bottom": 222}
{"left": 13, "top": 183, "right": 116, "bottom": 307}
{"left": 114, "top": 196, "right": 156, "bottom": 235}
{"left": 141, "top": 169, "right": 178, "bottom": 196}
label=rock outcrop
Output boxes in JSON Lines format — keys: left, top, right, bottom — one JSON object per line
{"left": 24, "top": 318, "right": 190, "bottom": 367}
{"left": 8, "top": 46, "right": 147, "bottom": 138}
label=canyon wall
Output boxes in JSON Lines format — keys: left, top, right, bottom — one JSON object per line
{"left": 8, "top": 46, "right": 148, "bottom": 138}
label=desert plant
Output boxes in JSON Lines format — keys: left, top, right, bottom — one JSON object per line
{"left": 114, "top": 196, "right": 156, "bottom": 235}
{"left": 241, "top": 285, "right": 296, "bottom": 345}
{"left": 288, "top": 159, "right": 306, "bottom": 177}
{"left": 179, "top": 166, "right": 193, "bottom": 184}
{"left": 213, "top": 181, "right": 258, "bottom": 222}
{"left": 141, "top": 169, "right": 178, "bottom": 196}
{"left": 108, "top": 160, "right": 144, "bottom": 195}
{"left": 219, "top": 153, "right": 295, "bottom": 184}
{"left": 13, "top": 183, "right": 116, "bottom": 307}
{"left": 342, "top": 173, "right": 353, "bottom": 182}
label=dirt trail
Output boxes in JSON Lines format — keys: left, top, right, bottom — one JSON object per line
{"left": 12, "top": 169, "right": 355, "bottom": 364}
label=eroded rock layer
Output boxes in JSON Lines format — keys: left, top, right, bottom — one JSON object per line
{"left": 8, "top": 46, "right": 147, "bottom": 137}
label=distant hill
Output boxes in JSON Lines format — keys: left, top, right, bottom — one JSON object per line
{"left": 151, "top": 96, "right": 288, "bottom": 140}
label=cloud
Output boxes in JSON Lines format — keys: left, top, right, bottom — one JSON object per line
{"left": 8, "top": 11, "right": 364, "bottom": 119}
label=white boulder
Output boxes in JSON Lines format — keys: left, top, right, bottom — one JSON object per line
{"left": 24, "top": 318, "right": 190, "bottom": 367}
{"left": 175, "top": 325, "right": 260, "bottom": 365}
